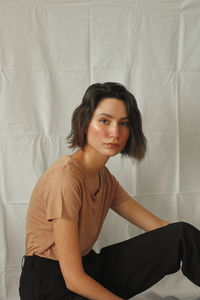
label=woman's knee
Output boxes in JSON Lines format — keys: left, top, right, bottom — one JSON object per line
{"left": 171, "top": 221, "right": 200, "bottom": 240}
{"left": 177, "top": 221, "right": 196, "bottom": 231}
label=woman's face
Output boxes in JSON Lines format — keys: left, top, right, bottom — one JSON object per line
{"left": 86, "top": 98, "right": 130, "bottom": 157}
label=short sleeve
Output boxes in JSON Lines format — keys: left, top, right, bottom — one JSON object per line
{"left": 41, "top": 166, "right": 82, "bottom": 222}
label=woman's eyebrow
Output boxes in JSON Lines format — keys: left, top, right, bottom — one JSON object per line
{"left": 97, "top": 113, "right": 129, "bottom": 120}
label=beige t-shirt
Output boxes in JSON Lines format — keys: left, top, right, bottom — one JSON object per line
{"left": 25, "top": 155, "right": 130, "bottom": 260}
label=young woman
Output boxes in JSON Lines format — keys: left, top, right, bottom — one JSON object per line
{"left": 19, "top": 82, "right": 200, "bottom": 300}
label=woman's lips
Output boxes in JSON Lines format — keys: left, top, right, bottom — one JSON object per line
{"left": 104, "top": 143, "right": 119, "bottom": 149}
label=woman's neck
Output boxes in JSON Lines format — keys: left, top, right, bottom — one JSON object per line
{"left": 71, "top": 148, "right": 109, "bottom": 177}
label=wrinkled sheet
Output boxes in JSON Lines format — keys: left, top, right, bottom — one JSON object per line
{"left": 0, "top": 0, "right": 200, "bottom": 299}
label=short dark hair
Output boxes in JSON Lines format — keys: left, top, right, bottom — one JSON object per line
{"left": 67, "top": 82, "right": 146, "bottom": 161}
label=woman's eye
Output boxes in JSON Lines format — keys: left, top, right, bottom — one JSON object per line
{"left": 99, "top": 119, "right": 109, "bottom": 124}
{"left": 121, "top": 121, "right": 129, "bottom": 127}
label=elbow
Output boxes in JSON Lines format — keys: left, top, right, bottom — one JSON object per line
{"left": 65, "top": 281, "right": 76, "bottom": 293}
{"left": 66, "top": 280, "right": 78, "bottom": 294}
{"left": 64, "top": 272, "right": 86, "bottom": 294}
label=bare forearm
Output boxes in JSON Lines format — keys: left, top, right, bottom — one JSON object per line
{"left": 158, "top": 219, "right": 170, "bottom": 228}
{"left": 144, "top": 218, "right": 170, "bottom": 231}
{"left": 131, "top": 210, "right": 170, "bottom": 232}
{"left": 113, "top": 198, "right": 170, "bottom": 232}
{"left": 53, "top": 219, "right": 122, "bottom": 299}
{"left": 66, "top": 272, "right": 123, "bottom": 300}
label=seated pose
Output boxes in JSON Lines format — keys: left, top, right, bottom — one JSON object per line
{"left": 19, "top": 82, "right": 200, "bottom": 300}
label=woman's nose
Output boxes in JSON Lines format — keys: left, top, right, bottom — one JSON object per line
{"left": 109, "top": 125, "right": 119, "bottom": 138}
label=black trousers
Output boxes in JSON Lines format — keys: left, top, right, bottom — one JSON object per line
{"left": 19, "top": 222, "right": 200, "bottom": 300}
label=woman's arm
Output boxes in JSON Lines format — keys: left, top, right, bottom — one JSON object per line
{"left": 52, "top": 218, "right": 123, "bottom": 300}
{"left": 112, "top": 198, "right": 170, "bottom": 231}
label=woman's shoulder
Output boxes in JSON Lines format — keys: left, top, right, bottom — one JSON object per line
{"left": 37, "top": 155, "right": 85, "bottom": 189}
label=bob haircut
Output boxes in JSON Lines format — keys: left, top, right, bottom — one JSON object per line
{"left": 67, "top": 82, "right": 146, "bottom": 161}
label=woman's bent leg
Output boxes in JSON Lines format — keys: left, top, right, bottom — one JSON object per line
{"left": 99, "top": 222, "right": 200, "bottom": 299}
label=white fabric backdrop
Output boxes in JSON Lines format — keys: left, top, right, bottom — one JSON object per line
{"left": 0, "top": 0, "right": 200, "bottom": 299}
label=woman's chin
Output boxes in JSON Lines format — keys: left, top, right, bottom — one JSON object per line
{"left": 101, "top": 149, "right": 121, "bottom": 157}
